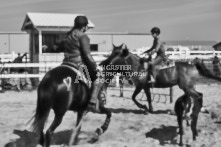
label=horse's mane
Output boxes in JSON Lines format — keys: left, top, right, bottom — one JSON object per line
{"left": 131, "top": 52, "right": 140, "bottom": 59}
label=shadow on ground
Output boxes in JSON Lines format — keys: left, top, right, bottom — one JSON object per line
{"left": 5, "top": 129, "right": 95, "bottom": 147}
{"left": 109, "top": 108, "right": 147, "bottom": 114}
{"left": 145, "top": 125, "right": 178, "bottom": 145}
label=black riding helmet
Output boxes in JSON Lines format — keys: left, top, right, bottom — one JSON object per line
{"left": 74, "top": 15, "right": 88, "bottom": 28}
{"left": 151, "top": 27, "right": 160, "bottom": 35}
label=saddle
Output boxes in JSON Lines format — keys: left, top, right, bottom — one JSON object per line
{"left": 139, "top": 57, "right": 175, "bottom": 71}
{"left": 61, "top": 63, "right": 92, "bottom": 88}
{"left": 155, "top": 59, "right": 175, "bottom": 70}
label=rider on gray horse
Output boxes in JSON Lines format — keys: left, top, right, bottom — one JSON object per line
{"left": 141, "top": 27, "right": 167, "bottom": 83}
{"left": 62, "top": 15, "right": 100, "bottom": 112}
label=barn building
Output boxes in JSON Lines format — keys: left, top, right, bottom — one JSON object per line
{"left": 213, "top": 42, "right": 221, "bottom": 51}
{"left": 21, "top": 12, "right": 152, "bottom": 63}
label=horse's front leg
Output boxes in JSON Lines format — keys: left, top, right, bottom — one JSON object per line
{"left": 89, "top": 105, "right": 111, "bottom": 143}
{"left": 120, "top": 83, "right": 124, "bottom": 97}
{"left": 143, "top": 86, "right": 153, "bottom": 113}
{"left": 132, "top": 85, "right": 148, "bottom": 113}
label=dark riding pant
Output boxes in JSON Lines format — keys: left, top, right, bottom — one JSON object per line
{"left": 148, "top": 54, "right": 167, "bottom": 81}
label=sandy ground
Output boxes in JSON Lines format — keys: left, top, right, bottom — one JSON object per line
{"left": 1, "top": 84, "right": 221, "bottom": 147}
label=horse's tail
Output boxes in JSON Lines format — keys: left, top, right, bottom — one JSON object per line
{"left": 31, "top": 85, "right": 52, "bottom": 133}
{"left": 195, "top": 62, "right": 221, "bottom": 81}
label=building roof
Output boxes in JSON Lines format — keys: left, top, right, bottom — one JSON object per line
{"left": 21, "top": 12, "right": 95, "bottom": 32}
{"left": 164, "top": 40, "right": 217, "bottom": 46}
{"left": 213, "top": 42, "right": 221, "bottom": 48}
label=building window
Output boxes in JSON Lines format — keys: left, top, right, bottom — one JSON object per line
{"left": 42, "top": 34, "right": 65, "bottom": 53}
{"left": 90, "top": 44, "right": 98, "bottom": 52}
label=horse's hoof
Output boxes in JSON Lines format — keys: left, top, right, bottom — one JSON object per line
{"left": 143, "top": 105, "right": 148, "bottom": 110}
{"left": 148, "top": 108, "right": 153, "bottom": 113}
{"left": 144, "top": 111, "right": 149, "bottom": 115}
{"left": 149, "top": 109, "right": 154, "bottom": 113}
{"left": 95, "top": 127, "right": 103, "bottom": 136}
{"left": 88, "top": 134, "right": 99, "bottom": 144}
{"left": 178, "top": 143, "right": 183, "bottom": 146}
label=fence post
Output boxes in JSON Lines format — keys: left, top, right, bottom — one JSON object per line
{"left": 115, "top": 74, "right": 120, "bottom": 87}
{"left": 170, "top": 87, "right": 173, "bottom": 103}
{"left": 12, "top": 51, "right": 16, "bottom": 61}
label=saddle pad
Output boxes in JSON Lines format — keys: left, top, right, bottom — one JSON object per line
{"left": 60, "top": 64, "right": 91, "bottom": 88}
{"left": 156, "top": 62, "right": 175, "bottom": 70}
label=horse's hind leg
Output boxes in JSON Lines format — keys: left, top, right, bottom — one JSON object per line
{"left": 183, "top": 87, "right": 201, "bottom": 119}
{"left": 177, "top": 115, "right": 184, "bottom": 146}
{"left": 191, "top": 115, "right": 198, "bottom": 141}
{"left": 132, "top": 85, "right": 147, "bottom": 111}
{"left": 143, "top": 87, "right": 153, "bottom": 113}
{"left": 191, "top": 93, "right": 203, "bottom": 141}
{"left": 45, "top": 113, "right": 64, "bottom": 147}
{"left": 69, "top": 111, "right": 84, "bottom": 145}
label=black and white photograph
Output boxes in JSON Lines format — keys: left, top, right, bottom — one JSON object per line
{"left": 0, "top": 0, "right": 221, "bottom": 146}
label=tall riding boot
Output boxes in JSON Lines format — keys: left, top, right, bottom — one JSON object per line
{"left": 147, "top": 64, "right": 155, "bottom": 83}
{"left": 87, "top": 82, "right": 100, "bottom": 113}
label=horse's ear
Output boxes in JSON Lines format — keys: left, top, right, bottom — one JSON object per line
{"left": 124, "top": 45, "right": 128, "bottom": 49}
{"left": 119, "top": 43, "right": 124, "bottom": 49}
{"left": 112, "top": 44, "right": 116, "bottom": 49}
{"left": 121, "top": 48, "right": 129, "bottom": 57}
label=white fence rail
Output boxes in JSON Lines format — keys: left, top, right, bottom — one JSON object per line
{"left": 0, "top": 63, "right": 59, "bottom": 79}
{"left": 1, "top": 50, "right": 221, "bottom": 63}
{"left": 0, "top": 62, "right": 122, "bottom": 87}
{"left": 1, "top": 50, "right": 221, "bottom": 83}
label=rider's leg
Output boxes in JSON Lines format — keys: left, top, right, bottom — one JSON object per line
{"left": 147, "top": 55, "right": 163, "bottom": 83}
{"left": 88, "top": 81, "right": 101, "bottom": 112}
{"left": 80, "top": 63, "right": 101, "bottom": 113}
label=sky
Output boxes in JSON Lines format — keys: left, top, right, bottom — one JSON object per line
{"left": 0, "top": 0, "right": 221, "bottom": 41}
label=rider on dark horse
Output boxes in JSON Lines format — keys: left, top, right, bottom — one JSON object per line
{"left": 62, "top": 15, "right": 100, "bottom": 112}
{"left": 141, "top": 27, "right": 167, "bottom": 83}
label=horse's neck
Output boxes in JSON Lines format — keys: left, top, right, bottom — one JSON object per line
{"left": 125, "top": 54, "right": 143, "bottom": 83}
{"left": 127, "top": 54, "right": 141, "bottom": 73}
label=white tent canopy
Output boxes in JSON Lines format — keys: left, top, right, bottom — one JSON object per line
{"left": 21, "top": 12, "right": 95, "bottom": 32}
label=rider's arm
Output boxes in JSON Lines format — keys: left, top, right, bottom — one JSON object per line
{"left": 153, "top": 38, "right": 161, "bottom": 53}
{"left": 142, "top": 38, "right": 158, "bottom": 54}
{"left": 79, "top": 35, "right": 97, "bottom": 70}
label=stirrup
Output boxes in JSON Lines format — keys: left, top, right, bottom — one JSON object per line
{"left": 87, "top": 102, "right": 100, "bottom": 113}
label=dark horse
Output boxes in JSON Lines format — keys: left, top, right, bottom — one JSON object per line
{"left": 100, "top": 45, "right": 221, "bottom": 117}
{"left": 31, "top": 65, "right": 111, "bottom": 147}
{"left": 175, "top": 93, "right": 203, "bottom": 146}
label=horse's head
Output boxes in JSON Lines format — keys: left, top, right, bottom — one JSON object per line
{"left": 100, "top": 43, "right": 124, "bottom": 66}
{"left": 100, "top": 43, "right": 136, "bottom": 69}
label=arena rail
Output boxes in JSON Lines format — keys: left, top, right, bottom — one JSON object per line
{"left": 0, "top": 62, "right": 122, "bottom": 86}
{"left": 1, "top": 50, "right": 221, "bottom": 63}
{"left": 1, "top": 50, "right": 221, "bottom": 85}
{"left": 0, "top": 62, "right": 59, "bottom": 79}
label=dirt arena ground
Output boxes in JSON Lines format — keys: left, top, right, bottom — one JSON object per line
{"left": 1, "top": 84, "right": 221, "bottom": 147}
